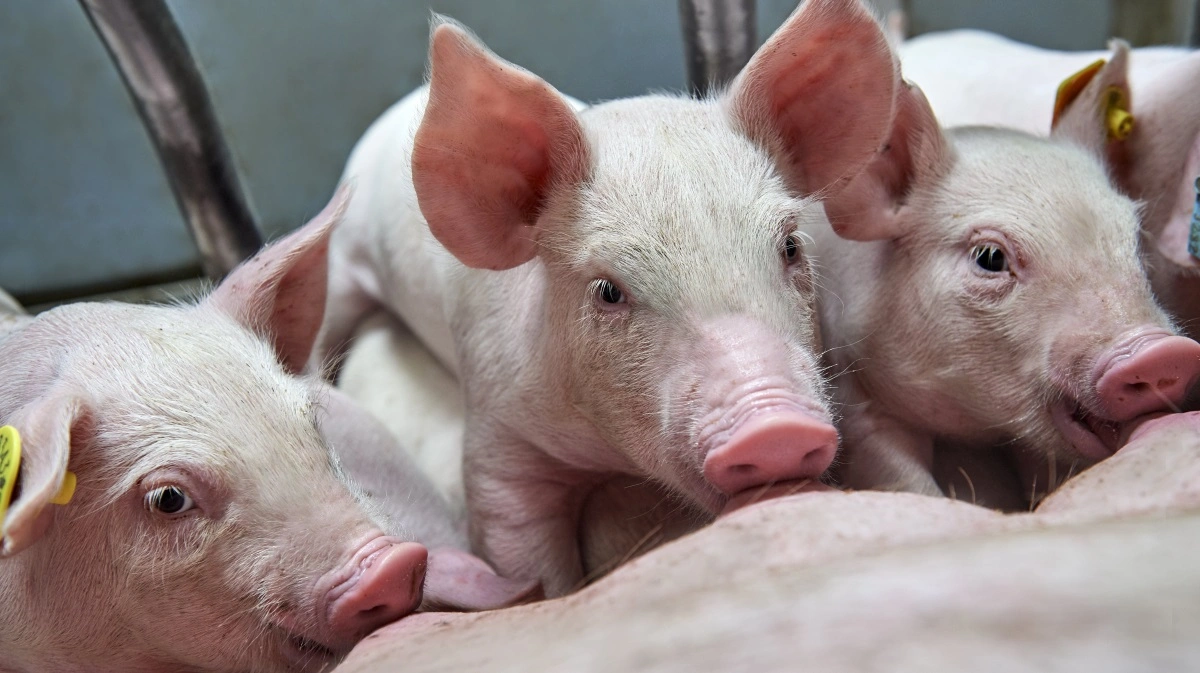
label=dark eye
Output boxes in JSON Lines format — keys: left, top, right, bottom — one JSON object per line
{"left": 972, "top": 245, "right": 1008, "bottom": 273}
{"left": 596, "top": 280, "right": 624, "bottom": 305}
{"left": 146, "top": 485, "right": 194, "bottom": 515}
{"left": 784, "top": 234, "right": 801, "bottom": 263}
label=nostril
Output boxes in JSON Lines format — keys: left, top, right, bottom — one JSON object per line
{"left": 1093, "top": 333, "right": 1200, "bottom": 419}
{"left": 1125, "top": 381, "right": 1151, "bottom": 396}
{"left": 359, "top": 604, "right": 390, "bottom": 621}
{"left": 702, "top": 413, "right": 839, "bottom": 495}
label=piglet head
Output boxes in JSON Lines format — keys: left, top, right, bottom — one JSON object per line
{"left": 825, "top": 44, "right": 1200, "bottom": 468}
{"left": 411, "top": 0, "right": 900, "bottom": 513}
{"left": 0, "top": 189, "right": 433, "bottom": 673}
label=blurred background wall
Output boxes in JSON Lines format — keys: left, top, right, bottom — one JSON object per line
{"left": 1, "top": 0, "right": 1195, "bottom": 305}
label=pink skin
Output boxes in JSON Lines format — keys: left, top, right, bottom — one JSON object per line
{"left": 1091, "top": 329, "right": 1200, "bottom": 419}
{"left": 316, "top": 0, "right": 903, "bottom": 596}
{"left": 689, "top": 317, "right": 839, "bottom": 501}
{"left": 0, "top": 189, "right": 521, "bottom": 673}
{"left": 1050, "top": 327, "right": 1200, "bottom": 461}
{"left": 315, "top": 384, "right": 537, "bottom": 611}
{"left": 421, "top": 548, "right": 545, "bottom": 611}
{"left": 898, "top": 32, "right": 1200, "bottom": 348}
{"left": 320, "top": 537, "right": 427, "bottom": 648}
{"left": 814, "top": 44, "right": 1200, "bottom": 501}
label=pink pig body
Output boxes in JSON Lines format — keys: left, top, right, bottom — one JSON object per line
{"left": 811, "top": 44, "right": 1200, "bottom": 500}
{"left": 313, "top": 0, "right": 908, "bottom": 596}
{"left": 0, "top": 192, "right": 522, "bottom": 673}
{"left": 900, "top": 30, "right": 1200, "bottom": 344}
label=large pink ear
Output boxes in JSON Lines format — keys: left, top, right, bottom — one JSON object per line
{"left": 823, "top": 80, "right": 952, "bottom": 241}
{"left": 726, "top": 0, "right": 900, "bottom": 197}
{"left": 206, "top": 185, "right": 350, "bottom": 374}
{"left": 412, "top": 19, "right": 589, "bottom": 271}
{"left": 1050, "top": 41, "right": 1132, "bottom": 164}
{"left": 2, "top": 391, "right": 84, "bottom": 556}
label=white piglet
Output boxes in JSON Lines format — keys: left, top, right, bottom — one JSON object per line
{"left": 314, "top": 0, "right": 904, "bottom": 596}
{"left": 901, "top": 30, "right": 1200, "bottom": 344}
{"left": 812, "top": 46, "right": 1200, "bottom": 500}
{"left": 0, "top": 190, "right": 524, "bottom": 673}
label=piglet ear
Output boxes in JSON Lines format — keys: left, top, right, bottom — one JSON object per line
{"left": 726, "top": 0, "right": 900, "bottom": 197}
{"left": 1112, "top": 53, "right": 1200, "bottom": 270}
{"left": 823, "top": 80, "right": 953, "bottom": 241}
{"left": 420, "top": 547, "right": 543, "bottom": 612}
{"left": 206, "top": 185, "right": 350, "bottom": 374}
{"left": 1050, "top": 40, "right": 1132, "bottom": 164}
{"left": 412, "top": 18, "right": 590, "bottom": 271}
{"left": 2, "top": 391, "right": 84, "bottom": 556}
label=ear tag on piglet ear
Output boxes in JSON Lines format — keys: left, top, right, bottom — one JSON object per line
{"left": 1102, "top": 86, "right": 1133, "bottom": 140}
{"left": 1051, "top": 59, "right": 1134, "bottom": 141}
{"left": 0, "top": 426, "right": 76, "bottom": 529}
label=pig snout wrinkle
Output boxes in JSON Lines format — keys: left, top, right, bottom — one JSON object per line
{"left": 1092, "top": 328, "right": 1200, "bottom": 421}
{"left": 324, "top": 538, "right": 428, "bottom": 644}
{"left": 702, "top": 413, "right": 839, "bottom": 496}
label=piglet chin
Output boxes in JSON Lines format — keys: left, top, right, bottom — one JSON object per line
{"left": 719, "top": 479, "right": 836, "bottom": 517}
{"left": 276, "top": 628, "right": 342, "bottom": 670}
{"left": 1050, "top": 399, "right": 1125, "bottom": 461}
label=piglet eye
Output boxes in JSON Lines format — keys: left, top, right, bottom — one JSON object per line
{"left": 147, "top": 485, "right": 194, "bottom": 515}
{"left": 783, "top": 234, "right": 801, "bottom": 263}
{"left": 972, "top": 245, "right": 1008, "bottom": 273}
{"left": 596, "top": 280, "right": 625, "bottom": 305}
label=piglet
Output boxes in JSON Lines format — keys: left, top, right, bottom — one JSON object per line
{"left": 812, "top": 43, "right": 1200, "bottom": 500}
{"left": 0, "top": 189, "right": 521, "bottom": 673}
{"left": 312, "top": 0, "right": 903, "bottom": 596}
{"left": 899, "top": 30, "right": 1200, "bottom": 345}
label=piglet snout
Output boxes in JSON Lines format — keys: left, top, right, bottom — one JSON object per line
{"left": 1093, "top": 328, "right": 1200, "bottom": 421}
{"left": 702, "top": 412, "right": 838, "bottom": 496}
{"left": 325, "top": 538, "right": 427, "bottom": 643}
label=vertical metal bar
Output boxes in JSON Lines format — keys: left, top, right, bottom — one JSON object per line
{"left": 678, "top": 0, "right": 757, "bottom": 98}
{"left": 1190, "top": 0, "right": 1200, "bottom": 45}
{"left": 78, "top": 0, "right": 262, "bottom": 280}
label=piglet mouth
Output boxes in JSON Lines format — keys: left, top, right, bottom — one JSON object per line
{"left": 1049, "top": 398, "right": 1125, "bottom": 461}
{"left": 273, "top": 625, "right": 343, "bottom": 668}
{"left": 720, "top": 478, "right": 836, "bottom": 516}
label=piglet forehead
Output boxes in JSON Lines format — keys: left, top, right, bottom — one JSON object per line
{"left": 563, "top": 98, "right": 818, "bottom": 307}
{"left": 938, "top": 129, "right": 1141, "bottom": 250}
{"left": 70, "top": 307, "right": 340, "bottom": 498}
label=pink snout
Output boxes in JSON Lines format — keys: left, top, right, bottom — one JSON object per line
{"left": 1093, "top": 329, "right": 1200, "bottom": 421}
{"left": 325, "top": 538, "right": 427, "bottom": 643}
{"left": 702, "top": 413, "right": 839, "bottom": 496}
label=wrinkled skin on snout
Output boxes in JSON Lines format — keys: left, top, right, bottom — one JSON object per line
{"left": 0, "top": 192, "right": 506, "bottom": 673}
{"left": 814, "top": 45, "right": 1200, "bottom": 501}
{"left": 314, "top": 0, "right": 907, "bottom": 597}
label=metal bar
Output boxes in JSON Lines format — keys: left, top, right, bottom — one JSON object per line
{"left": 1190, "top": 0, "right": 1200, "bottom": 45}
{"left": 678, "top": 0, "right": 757, "bottom": 98}
{"left": 78, "top": 0, "right": 262, "bottom": 280}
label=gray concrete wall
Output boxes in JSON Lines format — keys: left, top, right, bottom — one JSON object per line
{"left": 0, "top": 1, "right": 1186, "bottom": 302}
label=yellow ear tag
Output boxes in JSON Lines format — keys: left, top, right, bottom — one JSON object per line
{"left": 0, "top": 426, "right": 21, "bottom": 523}
{"left": 1104, "top": 86, "right": 1134, "bottom": 140}
{"left": 0, "top": 426, "right": 76, "bottom": 528}
{"left": 1052, "top": 58, "right": 1106, "bottom": 129}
